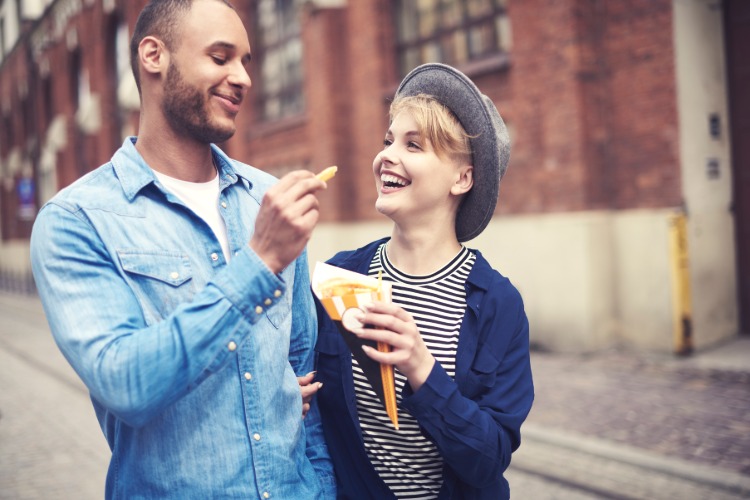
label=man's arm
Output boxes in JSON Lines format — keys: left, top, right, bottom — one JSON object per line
{"left": 30, "top": 202, "right": 284, "bottom": 428}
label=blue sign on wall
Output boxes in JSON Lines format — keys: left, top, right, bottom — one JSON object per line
{"left": 17, "top": 177, "right": 36, "bottom": 220}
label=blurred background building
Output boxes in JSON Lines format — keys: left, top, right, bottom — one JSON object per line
{"left": 0, "top": 0, "right": 745, "bottom": 354}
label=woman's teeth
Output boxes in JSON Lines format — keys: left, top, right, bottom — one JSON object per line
{"left": 381, "top": 174, "right": 409, "bottom": 188}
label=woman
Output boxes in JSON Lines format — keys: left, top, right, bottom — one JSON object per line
{"left": 314, "top": 63, "right": 534, "bottom": 499}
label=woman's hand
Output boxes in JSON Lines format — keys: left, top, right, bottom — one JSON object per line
{"left": 352, "top": 301, "right": 435, "bottom": 392}
{"left": 297, "top": 371, "right": 322, "bottom": 419}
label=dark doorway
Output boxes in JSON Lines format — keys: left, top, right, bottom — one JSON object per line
{"left": 725, "top": 0, "right": 750, "bottom": 334}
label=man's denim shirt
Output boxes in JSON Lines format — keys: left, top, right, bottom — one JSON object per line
{"left": 30, "top": 138, "right": 336, "bottom": 499}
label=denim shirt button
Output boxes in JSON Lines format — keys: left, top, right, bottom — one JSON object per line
{"left": 244, "top": 372, "right": 252, "bottom": 380}
{"left": 273, "top": 289, "right": 282, "bottom": 298}
{"left": 255, "top": 305, "right": 263, "bottom": 314}
{"left": 264, "top": 298, "right": 272, "bottom": 306}
{"left": 169, "top": 272, "right": 179, "bottom": 280}
{"left": 227, "top": 341, "right": 237, "bottom": 352}
{"left": 253, "top": 433, "right": 261, "bottom": 441}
{"left": 221, "top": 201, "right": 227, "bottom": 209}
{"left": 262, "top": 492, "right": 270, "bottom": 499}
{"left": 210, "top": 253, "right": 219, "bottom": 262}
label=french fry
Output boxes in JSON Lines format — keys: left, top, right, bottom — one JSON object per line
{"left": 379, "top": 346, "right": 398, "bottom": 429}
{"left": 316, "top": 165, "right": 338, "bottom": 182}
{"left": 318, "top": 277, "right": 377, "bottom": 298}
{"left": 376, "top": 270, "right": 399, "bottom": 429}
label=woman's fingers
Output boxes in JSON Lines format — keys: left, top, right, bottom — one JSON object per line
{"left": 297, "top": 372, "right": 322, "bottom": 419}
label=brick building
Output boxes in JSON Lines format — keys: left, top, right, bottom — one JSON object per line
{"left": 0, "top": 0, "right": 745, "bottom": 353}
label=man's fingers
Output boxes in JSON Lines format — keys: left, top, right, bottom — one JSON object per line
{"left": 274, "top": 171, "right": 326, "bottom": 200}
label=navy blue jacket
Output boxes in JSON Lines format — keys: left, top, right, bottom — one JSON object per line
{"left": 315, "top": 238, "right": 534, "bottom": 499}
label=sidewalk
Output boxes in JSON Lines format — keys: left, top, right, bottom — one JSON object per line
{"left": 513, "top": 338, "right": 750, "bottom": 498}
{"left": 1, "top": 290, "right": 749, "bottom": 499}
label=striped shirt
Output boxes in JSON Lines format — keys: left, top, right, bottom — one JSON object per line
{"left": 352, "top": 242, "right": 476, "bottom": 499}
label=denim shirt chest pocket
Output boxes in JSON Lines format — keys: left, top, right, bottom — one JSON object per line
{"left": 117, "top": 250, "right": 195, "bottom": 323}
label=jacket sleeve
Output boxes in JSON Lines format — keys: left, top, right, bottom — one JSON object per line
{"left": 287, "top": 250, "right": 337, "bottom": 497}
{"left": 399, "top": 280, "right": 534, "bottom": 489}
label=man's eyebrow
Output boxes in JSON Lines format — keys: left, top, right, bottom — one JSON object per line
{"left": 207, "top": 41, "right": 252, "bottom": 63}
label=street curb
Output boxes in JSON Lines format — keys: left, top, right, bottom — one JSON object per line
{"left": 521, "top": 423, "right": 750, "bottom": 496}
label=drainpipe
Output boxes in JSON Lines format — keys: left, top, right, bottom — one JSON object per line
{"left": 668, "top": 211, "right": 693, "bottom": 356}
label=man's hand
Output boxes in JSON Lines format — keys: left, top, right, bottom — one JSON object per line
{"left": 297, "top": 371, "right": 323, "bottom": 419}
{"left": 250, "top": 171, "right": 325, "bottom": 274}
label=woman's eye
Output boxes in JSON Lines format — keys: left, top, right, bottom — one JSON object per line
{"left": 407, "top": 141, "right": 421, "bottom": 150}
{"left": 212, "top": 56, "right": 227, "bottom": 65}
{"left": 383, "top": 139, "right": 393, "bottom": 148}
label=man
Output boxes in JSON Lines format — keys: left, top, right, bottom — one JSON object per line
{"left": 30, "top": 0, "right": 335, "bottom": 498}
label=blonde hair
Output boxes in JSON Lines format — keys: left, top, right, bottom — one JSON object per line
{"left": 389, "top": 93, "right": 473, "bottom": 165}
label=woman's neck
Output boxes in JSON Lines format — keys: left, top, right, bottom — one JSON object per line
{"left": 387, "top": 224, "right": 462, "bottom": 276}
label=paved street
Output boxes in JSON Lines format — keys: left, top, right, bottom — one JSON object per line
{"left": 0, "top": 292, "right": 109, "bottom": 499}
{"left": 1, "top": 290, "right": 749, "bottom": 499}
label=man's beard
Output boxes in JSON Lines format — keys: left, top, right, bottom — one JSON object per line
{"left": 162, "top": 63, "right": 236, "bottom": 144}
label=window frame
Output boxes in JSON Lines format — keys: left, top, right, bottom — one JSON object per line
{"left": 251, "top": 0, "right": 306, "bottom": 123}
{"left": 393, "top": 0, "right": 510, "bottom": 77}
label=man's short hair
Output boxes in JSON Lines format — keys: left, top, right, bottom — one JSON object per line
{"left": 129, "top": 0, "right": 235, "bottom": 94}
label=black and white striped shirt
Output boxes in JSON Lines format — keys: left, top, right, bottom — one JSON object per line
{"left": 353, "top": 242, "right": 476, "bottom": 499}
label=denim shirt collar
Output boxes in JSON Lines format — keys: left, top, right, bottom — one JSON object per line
{"left": 112, "top": 137, "right": 252, "bottom": 202}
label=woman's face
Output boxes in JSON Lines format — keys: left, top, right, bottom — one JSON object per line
{"left": 372, "top": 111, "right": 471, "bottom": 226}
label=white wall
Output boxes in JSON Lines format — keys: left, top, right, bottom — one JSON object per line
{"left": 672, "top": 0, "right": 739, "bottom": 349}
{"left": 310, "top": 209, "right": 680, "bottom": 354}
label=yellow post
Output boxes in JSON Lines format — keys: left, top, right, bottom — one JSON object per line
{"left": 668, "top": 213, "right": 693, "bottom": 356}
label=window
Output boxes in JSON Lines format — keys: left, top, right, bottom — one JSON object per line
{"left": 41, "top": 76, "right": 53, "bottom": 128}
{"left": 395, "top": 0, "right": 510, "bottom": 77}
{"left": 1, "top": 17, "right": 5, "bottom": 58}
{"left": 253, "top": 0, "right": 305, "bottom": 122}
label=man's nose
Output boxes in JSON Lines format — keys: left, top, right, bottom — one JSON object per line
{"left": 229, "top": 62, "right": 252, "bottom": 89}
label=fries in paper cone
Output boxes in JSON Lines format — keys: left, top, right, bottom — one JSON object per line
{"left": 312, "top": 262, "right": 398, "bottom": 429}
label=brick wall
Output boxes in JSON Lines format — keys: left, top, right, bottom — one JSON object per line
{"left": 229, "top": 0, "right": 683, "bottom": 223}
{"left": 0, "top": 0, "right": 684, "bottom": 235}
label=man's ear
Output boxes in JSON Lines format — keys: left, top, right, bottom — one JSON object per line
{"left": 138, "top": 36, "right": 168, "bottom": 78}
{"left": 451, "top": 165, "right": 473, "bottom": 196}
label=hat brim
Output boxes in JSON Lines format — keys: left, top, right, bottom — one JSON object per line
{"left": 395, "top": 63, "right": 510, "bottom": 242}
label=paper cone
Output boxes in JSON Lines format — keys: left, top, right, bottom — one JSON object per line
{"left": 312, "top": 262, "right": 399, "bottom": 429}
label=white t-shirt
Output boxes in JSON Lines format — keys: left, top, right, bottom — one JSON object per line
{"left": 153, "top": 169, "right": 231, "bottom": 261}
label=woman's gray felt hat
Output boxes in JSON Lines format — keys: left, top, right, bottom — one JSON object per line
{"left": 395, "top": 63, "right": 510, "bottom": 242}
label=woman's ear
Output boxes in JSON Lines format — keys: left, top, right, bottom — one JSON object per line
{"left": 451, "top": 165, "right": 474, "bottom": 196}
{"left": 138, "top": 36, "right": 168, "bottom": 79}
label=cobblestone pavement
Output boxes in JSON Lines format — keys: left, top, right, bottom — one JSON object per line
{"left": 2, "top": 290, "right": 749, "bottom": 499}
{"left": 0, "top": 292, "right": 109, "bottom": 499}
{"left": 525, "top": 345, "right": 750, "bottom": 477}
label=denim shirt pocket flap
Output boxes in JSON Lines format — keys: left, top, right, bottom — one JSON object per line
{"left": 118, "top": 250, "right": 193, "bottom": 287}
